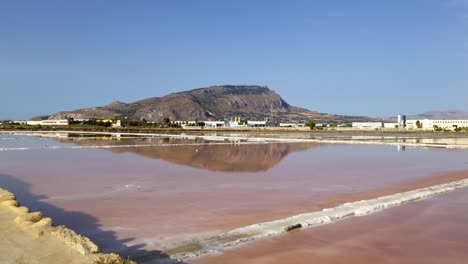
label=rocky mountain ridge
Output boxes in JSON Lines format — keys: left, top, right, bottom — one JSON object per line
{"left": 46, "top": 85, "right": 372, "bottom": 123}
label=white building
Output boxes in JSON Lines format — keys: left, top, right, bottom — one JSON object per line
{"left": 279, "top": 123, "right": 305, "bottom": 127}
{"left": 406, "top": 119, "right": 468, "bottom": 130}
{"left": 352, "top": 122, "right": 384, "bottom": 129}
{"left": 229, "top": 117, "right": 244, "bottom": 128}
{"left": 112, "top": 120, "right": 121, "bottom": 127}
{"left": 397, "top": 114, "right": 407, "bottom": 127}
{"left": 12, "top": 120, "right": 28, "bottom": 125}
{"left": 247, "top": 121, "right": 266, "bottom": 127}
{"left": 173, "top": 120, "right": 226, "bottom": 128}
{"left": 26, "top": 120, "right": 69, "bottom": 126}
{"left": 204, "top": 121, "right": 225, "bottom": 128}
{"left": 172, "top": 120, "right": 197, "bottom": 126}
{"left": 383, "top": 122, "right": 399, "bottom": 129}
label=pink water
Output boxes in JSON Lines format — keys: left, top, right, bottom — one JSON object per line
{"left": 192, "top": 187, "right": 468, "bottom": 264}
{"left": 1, "top": 136, "right": 468, "bottom": 261}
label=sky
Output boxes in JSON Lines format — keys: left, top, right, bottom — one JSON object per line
{"left": 1, "top": 0, "right": 467, "bottom": 119}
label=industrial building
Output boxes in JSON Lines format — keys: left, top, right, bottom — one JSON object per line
{"left": 172, "top": 120, "right": 196, "bottom": 126}
{"left": 383, "top": 123, "right": 399, "bottom": 129}
{"left": 352, "top": 122, "right": 384, "bottom": 129}
{"left": 204, "top": 121, "right": 225, "bottom": 128}
{"left": 353, "top": 115, "right": 405, "bottom": 130}
{"left": 11, "top": 120, "right": 28, "bottom": 125}
{"left": 397, "top": 114, "right": 407, "bottom": 127}
{"left": 229, "top": 117, "right": 244, "bottom": 128}
{"left": 18, "top": 120, "right": 69, "bottom": 126}
{"left": 279, "top": 123, "right": 305, "bottom": 127}
{"left": 174, "top": 118, "right": 267, "bottom": 128}
{"left": 406, "top": 119, "right": 468, "bottom": 130}
{"left": 247, "top": 121, "right": 266, "bottom": 127}
{"left": 353, "top": 112, "right": 468, "bottom": 131}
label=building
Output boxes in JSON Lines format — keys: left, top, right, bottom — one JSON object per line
{"left": 26, "top": 120, "right": 69, "bottom": 126}
{"left": 172, "top": 120, "right": 226, "bottom": 128}
{"left": 397, "top": 114, "right": 407, "bottom": 127}
{"left": 112, "top": 120, "right": 121, "bottom": 127}
{"left": 172, "top": 121, "right": 197, "bottom": 126}
{"left": 352, "top": 122, "right": 384, "bottom": 129}
{"left": 95, "top": 119, "right": 116, "bottom": 126}
{"left": 204, "top": 121, "right": 225, "bottom": 128}
{"left": 247, "top": 121, "right": 266, "bottom": 127}
{"left": 279, "top": 123, "right": 305, "bottom": 127}
{"left": 406, "top": 119, "right": 468, "bottom": 130}
{"left": 383, "top": 122, "right": 399, "bottom": 129}
{"left": 11, "top": 120, "right": 28, "bottom": 125}
{"left": 229, "top": 117, "right": 245, "bottom": 128}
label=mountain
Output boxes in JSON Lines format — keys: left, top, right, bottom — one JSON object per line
{"left": 46, "top": 85, "right": 372, "bottom": 123}
{"left": 408, "top": 110, "right": 468, "bottom": 120}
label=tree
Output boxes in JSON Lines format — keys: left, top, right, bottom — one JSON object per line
{"left": 67, "top": 117, "right": 81, "bottom": 125}
{"left": 305, "top": 121, "right": 316, "bottom": 130}
{"left": 163, "top": 117, "right": 171, "bottom": 127}
{"left": 416, "top": 120, "right": 423, "bottom": 129}
{"left": 433, "top": 125, "right": 443, "bottom": 132}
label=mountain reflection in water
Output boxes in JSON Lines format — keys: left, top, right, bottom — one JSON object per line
{"left": 57, "top": 136, "right": 319, "bottom": 172}
{"left": 109, "top": 143, "right": 319, "bottom": 172}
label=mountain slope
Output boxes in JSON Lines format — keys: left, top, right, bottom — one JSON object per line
{"left": 408, "top": 110, "right": 468, "bottom": 120}
{"left": 47, "top": 85, "right": 372, "bottom": 122}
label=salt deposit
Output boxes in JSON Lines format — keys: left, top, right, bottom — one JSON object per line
{"left": 162, "top": 178, "right": 468, "bottom": 260}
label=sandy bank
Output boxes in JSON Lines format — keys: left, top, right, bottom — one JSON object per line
{"left": 0, "top": 188, "right": 134, "bottom": 264}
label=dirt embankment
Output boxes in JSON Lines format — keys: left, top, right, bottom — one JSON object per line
{"left": 0, "top": 188, "right": 135, "bottom": 264}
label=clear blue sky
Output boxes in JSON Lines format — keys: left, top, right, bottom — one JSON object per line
{"left": 1, "top": 0, "right": 467, "bottom": 119}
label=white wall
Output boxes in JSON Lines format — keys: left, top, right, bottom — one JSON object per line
{"left": 26, "top": 120, "right": 68, "bottom": 126}
{"left": 204, "top": 121, "right": 225, "bottom": 127}
{"left": 247, "top": 121, "right": 266, "bottom": 127}
{"left": 383, "top": 123, "right": 399, "bottom": 129}
{"left": 352, "top": 122, "right": 383, "bottom": 129}
{"left": 407, "top": 119, "right": 468, "bottom": 130}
